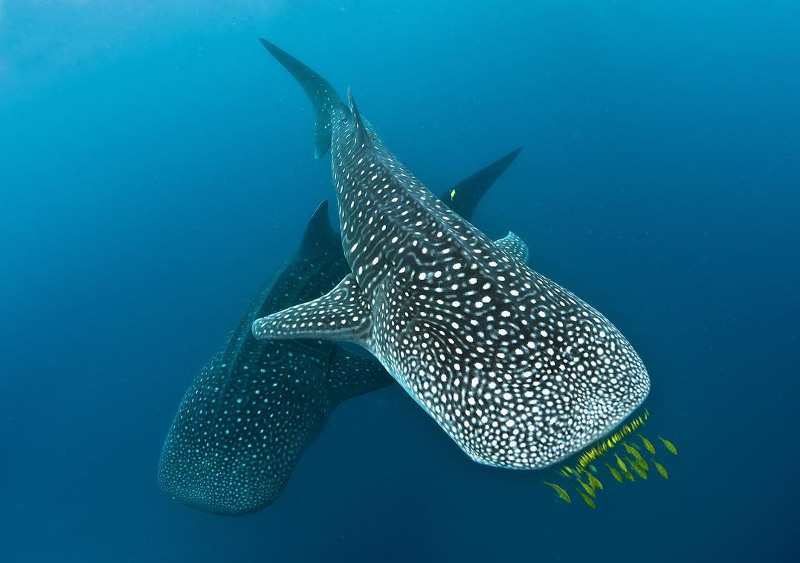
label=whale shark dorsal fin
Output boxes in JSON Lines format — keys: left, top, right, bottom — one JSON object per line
{"left": 252, "top": 273, "right": 372, "bottom": 347}
{"left": 442, "top": 148, "right": 521, "bottom": 221}
{"left": 297, "top": 200, "right": 340, "bottom": 259}
{"left": 494, "top": 231, "right": 529, "bottom": 264}
{"left": 259, "top": 38, "right": 345, "bottom": 158}
{"left": 325, "top": 345, "right": 392, "bottom": 404}
{"left": 347, "top": 88, "right": 373, "bottom": 150}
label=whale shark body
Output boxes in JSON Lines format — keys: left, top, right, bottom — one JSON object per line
{"left": 253, "top": 40, "right": 650, "bottom": 470}
{"left": 158, "top": 145, "right": 521, "bottom": 514}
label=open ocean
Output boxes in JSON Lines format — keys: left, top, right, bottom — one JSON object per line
{"left": 1, "top": 1, "right": 798, "bottom": 562}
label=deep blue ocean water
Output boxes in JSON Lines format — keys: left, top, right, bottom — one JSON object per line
{"left": 1, "top": 1, "right": 799, "bottom": 561}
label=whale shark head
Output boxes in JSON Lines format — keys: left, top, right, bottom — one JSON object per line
{"left": 449, "top": 277, "right": 651, "bottom": 468}
{"left": 157, "top": 342, "right": 334, "bottom": 515}
{"left": 363, "top": 229, "right": 651, "bottom": 469}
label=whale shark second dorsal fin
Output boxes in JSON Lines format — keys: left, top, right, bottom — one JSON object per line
{"left": 259, "top": 39, "right": 346, "bottom": 158}
{"left": 347, "top": 88, "right": 373, "bottom": 150}
{"left": 494, "top": 231, "right": 529, "bottom": 264}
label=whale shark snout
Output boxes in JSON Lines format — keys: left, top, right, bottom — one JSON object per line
{"left": 158, "top": 458, "right": 288, "bottom": 516}
{"left": 395, "top": 297, "right": 650, "bottom": 470}
{"left": 471, "top": 303, "right": 649, "bottom": 469}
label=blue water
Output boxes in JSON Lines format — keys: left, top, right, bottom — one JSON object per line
{"left": 1, "top": 1, "right": 798, "bottom": 561}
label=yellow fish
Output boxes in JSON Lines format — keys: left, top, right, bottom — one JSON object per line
{"left": 624, "top": 444, "right": 649, "bottom": 471}
{"left": 587, "top": 472, "right": 604, "bottom": 491}
{"left": 652, "top": 459, "right": 669, "bottom": 480}
{"left": 623, "top": 441, "right": 640, "bottom": 451}
{"left": 606, "top": 464, "right": 624, "bottom": 483}
{"left": 640, "top": 435, "right": 656, "bottom": 455}
{"left": 615, "top": 454, "right": 628, "bottom": 473}
{"left": 622, "top": 466, "right": 635, "bottom": 481}
{"left": 577, "top": 477, "right": 596, "bottom": 498}
{"left": 627, "top": 456, "right": 648, "bottom": 479}
{"left": 450, "top": 189, "right": 456, "bottom": 200}
{"left": 578, "top": 489, "right": 597, "bottom": 509}
{"left": 659, "top": 436, "right": 678, "bottom": 455}
{"left": 542, "top": 480, "right": 571, "bottom": 503}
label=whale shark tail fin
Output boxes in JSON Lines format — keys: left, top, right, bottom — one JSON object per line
{"left": 326, "top": 345, "right": 392, "bottom": 404}
{"left": 441, "top": 148, "right": 521, "bottom": 221}
{"left": 259, "top": 39, "right": 345, "bottom": 158}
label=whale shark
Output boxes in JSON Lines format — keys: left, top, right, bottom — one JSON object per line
{"left": 252, "top": 40, "right": 650, "bottom": 470}
{"left": 158, "top": 147, "right": 521, "bottom": 515}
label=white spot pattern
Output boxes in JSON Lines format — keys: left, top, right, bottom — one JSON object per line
{"left": 159, "top": 207, "right": 391, "bottom": 515}
{"left": 252, "top": 46, "right": 650, "bottom": 470}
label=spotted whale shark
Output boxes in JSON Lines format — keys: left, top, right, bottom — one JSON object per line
{"left": 158, "top": 145, "right": 521, "bottom": 515}
{"left": 253, "top": 40, "right": 650, "bottom": 470}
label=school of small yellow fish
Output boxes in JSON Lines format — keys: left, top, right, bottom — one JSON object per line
{"left": 541, "top": 409, "right": 678, "bottom": 508}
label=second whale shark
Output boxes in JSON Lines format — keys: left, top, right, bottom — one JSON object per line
{"left": 253, "top": 40, "right": 650, "bottom": 470}
{"left": 158, "top": 145, "right": 521, "bottom": 514}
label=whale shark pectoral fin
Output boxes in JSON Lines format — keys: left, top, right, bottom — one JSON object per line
{"left": 259, "top": 38, "right": 345, "bottom": 158}
{"left": 252, "top": 273, "right": 372, "bottom": 346}
{"left": 325, "top": 344, "right": 392, "bottom": 404}
{"left": 494, "top": 232, "right": 529, "bottom": 264}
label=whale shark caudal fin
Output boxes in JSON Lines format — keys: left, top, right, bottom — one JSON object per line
{"left": 260, "top": 37, "right": 523, "bottom": 202}
{"left": 441, "top": 148, "right": 521, "bottom": 221}
{"left": 259, "top": 38, "right": 346, "bottom": 158}
{"left": 494, "top": 231, "right": 529, "bottom": 264}
{"left": 252, "top": 273, "right": 372, "bottom": 346}
{"left": 326, "top": 344, "right": 392, "bottom": 403}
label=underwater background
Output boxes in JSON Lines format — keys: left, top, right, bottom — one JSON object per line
{"left": 1, "top": 1, "right": 799, "bottom": 561}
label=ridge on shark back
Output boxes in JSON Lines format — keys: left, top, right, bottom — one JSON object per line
{"left": 158, "top": 142, "right": 521, "bottom": 513}
{"left": 253, "top": 40, "right": 650, "bottom": 470}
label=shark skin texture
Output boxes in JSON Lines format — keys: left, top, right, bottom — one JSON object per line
{"left": 252, "top": 40, "right": 650, "bottom": 471}
{"left": 159, "top": 143, "right": 521, "bottom": 514}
